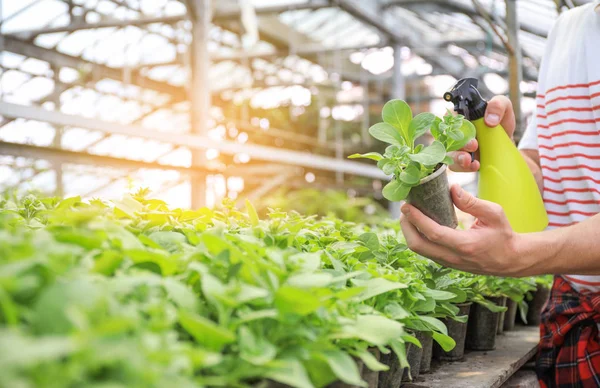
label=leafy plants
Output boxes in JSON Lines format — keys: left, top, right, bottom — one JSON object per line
{"left": 349, "top": 99, "right": 476, "bottom": 227}
{"left": 0, "top": 192, "right": 550, "bottom": 388}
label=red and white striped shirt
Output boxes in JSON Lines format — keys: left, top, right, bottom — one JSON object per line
{"left": 519, "top": 1, "right": 600, "bottom": 292}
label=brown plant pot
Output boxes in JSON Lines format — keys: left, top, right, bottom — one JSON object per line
{"left": 378, "top": 349, "right": 404, "bottom": 388}
{"left": 503, "top": 298, "right": 518, "bottom": 332}
{"left": 496, "top": 296, "right": 508, "bottom": 335}
{"left": 406, "top": 164, "right": 458, "bottom": 229}
{"left": 402, "top": 331, "right": 429, "bottom": 382}
{"left": 419, "top": 332, "right": 434, "bottom": 374}
{"left": 527, "top": 284, "right": 551, "bottom": 326}
{"left": 466, "top": 296, "right": 503, "bottom": 351}
{"left": 433, "top": 302, "right": 471, "bottom": 361}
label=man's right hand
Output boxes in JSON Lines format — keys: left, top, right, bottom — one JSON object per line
{"left": 449, "top": 95, "right": 516, "bottom": 172}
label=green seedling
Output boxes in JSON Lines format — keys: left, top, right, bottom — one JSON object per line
{"left": 349, "top": 99, "right": 476, "bottom": 201}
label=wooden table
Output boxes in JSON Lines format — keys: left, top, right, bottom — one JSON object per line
{"left": 404, "top": 326, "right": 540, "bottom": 388}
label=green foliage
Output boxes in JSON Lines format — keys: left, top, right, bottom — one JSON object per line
{"left": 0, "top": 193, "right": 545, "bottom": 387}
{"left": 349, "top": 100, "right": 476, "bottom": 202}
{"left": 256, "top": 188, "right": 388, "bottom": 225}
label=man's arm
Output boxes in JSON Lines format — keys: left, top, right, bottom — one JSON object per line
{"left": 520, "top": 149, "right": 544, "bottom": 192}
{"left": 399, "top": 185, "right": 600, "bottom": 277}
{"left": 518, "top": 215, "right": 600, "bottom": 276}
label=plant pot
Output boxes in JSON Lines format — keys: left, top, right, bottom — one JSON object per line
{"left": 433, "top": 302, "right": 471, "bottom": 361}
{"left": 378, "top": 349, "right": 404, "bottom": 388}
{"left": 401, "top": 331, "right": 427, "bottom": 382}
{"left": 419, "top": 332, "right": 433, "bottom": 374}
{"left": 503, "top": 298, "right": 518, "bottom": 332}
{"left": 406, "top": 164, "right": 458, "bottom": 229}
{"left": 527, "top": 284, "right": 551, "bottom": 326}
{"left": 466, "top": 296, "right": 503, "bottom": 351}
{"left": 496, "top": 296, "right": 508, "bottom": 335}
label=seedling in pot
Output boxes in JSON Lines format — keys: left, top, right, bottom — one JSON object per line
{"left": 349, "top": 99, "right": 476, "bottom": 228}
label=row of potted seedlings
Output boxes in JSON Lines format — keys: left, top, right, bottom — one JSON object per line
{"left": 334, "top": 281, "right": 552, "bottom": 388}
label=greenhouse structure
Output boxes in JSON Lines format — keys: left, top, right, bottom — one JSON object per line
{"left": 1, "top": 0, "right": 599, "bottom": 387}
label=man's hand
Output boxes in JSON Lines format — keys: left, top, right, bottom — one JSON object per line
{"left": 399, "top": 184, "right": 529, "bottom": 277}
{"left": 448, "top": 96, "right": 516, "bottom": 173}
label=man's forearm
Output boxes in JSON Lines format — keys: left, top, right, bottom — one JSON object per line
{"left": 520, "top": 150, "right": 544, "bottom": 193}
{"left": 517, "top": 214, "right": 600, "bottom": 276}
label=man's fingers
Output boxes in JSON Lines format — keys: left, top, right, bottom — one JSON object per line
{"left": 399, "top": 214, "right": 460, "bottom": 266}
{"left": 448, "top": 151, "right": 480, "bottom": 172}
{"left": 462, "top": 139, "right": 478, "bottom": 153}
{"left": 450, "top": 185, "right": 505, "bottom": 224}
{"left": 400, "top": 204, "right": 465, "bottom": 249}
{"left": 485, "top": 95, "right": 516, "bottom": 139}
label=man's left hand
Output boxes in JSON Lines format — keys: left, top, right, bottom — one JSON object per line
{"left": 399, "top": 185, "right": 527, "bottom": 276}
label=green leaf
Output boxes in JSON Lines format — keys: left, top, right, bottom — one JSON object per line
{"left": 377, "top": 159, "right": 396, "bottom": 175}
{"left": 353, "top": 277, "right": 408, "bottom": 302}
{"left": 319, "top": 350, "right": 366, "bottom": 387}
{"left": 286, "top": 273, "right": 333, "bottom": 288}
{"left": 358, "top": 233, "right": 379, "bottom": 252}
{"left": 442, "top": 155, "right": 455, "bottom": 165}
{"left": 163, "top": 278, "right": 199, "bottom": 311}
{"left": 399, "top": 163, "right": 421, "bottom": 186}
{"left": 348, "top": 152, "right": 383, "bottom": 161}
{"left": 390, "top": 339, "right": 409, "bottom": 369}
{"left": 432, "top": 331, "right": 456, "bottom": 352}
{"left": 343, "top": 315, "right": 405, "bottom": 346}
{"left": 353, "top": 349, "right": 389, "bottom": 372}
{"left": 92, "top": 250, "right": 124, "bottom": 275}
{"left": 401, "top": 333, "right": 422, "bottom": 348}
{"left": 447, "top": 127, "right": 464, "bottom": 141}
{"left": 265, "top": 359, "right": 314, "bottom": 388}
{"left": 382, "top": 180, "right": 411, "bottom": 202}
{"left": 288, "top": 252, "right": 321, "bottom": 272}
{"left": 417, "top": 316, "right": 448, "bottom": 335}
{"left": 421, "top": 288, "right": 457, "bottom": 301}
{"left": 368, "top": 122, "right": 404, "bottom": 146}
{"left": 430, "top": 116, "right": 442, "bottom": 139}
{"left": 382, "top": 99, "right": 413, "bottom": 145}
{"left": 0, "top": 330, "right": 77, "bottom": 368}
{"left": 446, "top": 120, "right": 476, "bottom": 152}
{"left": 275, "top": 286, "right": 321, "bottom": 315}
{"left": 178, "top": 310, "right": 236, "bottom": 351}
{"left": 410, "top": 112, "right": 436, "bottom": 139}
{"left": 239, "top": 326, "right": 277, "bottom": 365}
{"left": 148, "top": 231, "right": 186, "bottom": 253}
{"left": 245, "top": 199, "right": 259, "bottom": 227}
{"left": 384, "top": 302, "right": 411, "bottom": 320}
{"left": 408, "top": 141, "right": 447, "bottom": 166}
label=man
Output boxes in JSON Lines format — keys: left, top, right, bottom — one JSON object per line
{"left": 400, "top": 2, "right": 600, "bottom": 387}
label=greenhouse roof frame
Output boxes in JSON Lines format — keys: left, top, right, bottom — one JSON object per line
{"left": 0, "top": 0, "right": 593, "bottom": 207}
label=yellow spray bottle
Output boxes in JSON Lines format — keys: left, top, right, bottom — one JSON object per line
{"left": 443, "top": 78, "right": 548, "bottom": 233}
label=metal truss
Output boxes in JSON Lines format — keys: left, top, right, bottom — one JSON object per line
{"left": 0, "top": 0, "right": 550, "bottom": 206}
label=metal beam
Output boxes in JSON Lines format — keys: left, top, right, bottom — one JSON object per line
{"left": 0, "top": 103, "right": 388, "bottom": 179}
{"left": 385, "top": 0, "right": 548, "bottom": 38}
{"left": 0, "top": 141, "right": 204, "bottom": 175}
{"left": 332, "top": 0, "right": 465, "bottom": 78}
{"left": 189, "top": 0, "right": 212, "bottom": 208}
{"left": 213, "top": 1, "right": 332, "bottom": 21}
{"left": 7, "top": 15, "right": 186, "bottom": 39}
{"left": 212, "top": 43, "right": 386, "bottom": 64}
{"left": 2, "top": 37, "right": 185, "bottom": 99}
{"left": 506, "top": 0, "right": 524, "bottom": 142}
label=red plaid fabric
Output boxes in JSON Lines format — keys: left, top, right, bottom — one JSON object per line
{"left": 536, "top": 276, "right": 600, "bottom": 387}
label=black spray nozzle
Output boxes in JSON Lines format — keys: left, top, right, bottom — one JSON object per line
{"left": 443, "top": 77, "right": 488, "bottom": 121}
